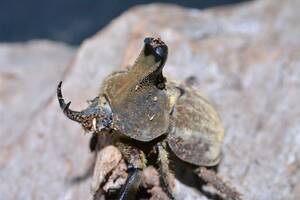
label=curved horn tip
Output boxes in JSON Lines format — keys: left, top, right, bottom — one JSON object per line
{"left": 57, "top": 81, "right": 72, "bottom": 111}
{"left": 57, "top": 81, "right": 63, "bottom": 98}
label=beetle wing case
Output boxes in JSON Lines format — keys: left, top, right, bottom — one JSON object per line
{"left": 167, "top": 83, "right": 224, "bottom": 166}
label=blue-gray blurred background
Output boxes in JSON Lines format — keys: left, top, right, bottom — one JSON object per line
{"left": 0, "top": 0, "right": 249, "bottom": 45}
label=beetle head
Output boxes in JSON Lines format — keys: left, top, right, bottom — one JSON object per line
{"left": 57, "top": 81, "right": 112, "bottom": 133}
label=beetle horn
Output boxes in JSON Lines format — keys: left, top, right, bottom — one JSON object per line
{"left": 57, "top": 81, "right": 91, "bottom": 123}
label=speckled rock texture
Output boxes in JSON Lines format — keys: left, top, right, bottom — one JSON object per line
{"left": 1, "top": 0, "right": 300, "bottom": 199}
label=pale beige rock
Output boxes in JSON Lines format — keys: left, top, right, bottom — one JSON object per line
{"left": 102, "top": 159, "right": 127, "bottom": 192}
{"left": 1, "top": 0, "right": 300, "bottom": 199}
{"left": 0, "top": 40, "right": 76, "bottom": 199}
{"left": 142, "top": 167, "right": 170, "bottom": 200}
{"left": 91, "top": 145, "right": 123, "bottom": 193}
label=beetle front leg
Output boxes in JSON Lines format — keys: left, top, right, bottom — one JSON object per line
{"left": 157, "top": 142, "right": 175, "bottom": 199}
{"left": 195, "top": 167, "right": 242, "bottom": 200}
{"left": 116, "top": 142, "right": 146, "bottom": 200}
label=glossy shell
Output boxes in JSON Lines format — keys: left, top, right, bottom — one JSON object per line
{"left": 167, "top": 83, "right": 224, "bottom": 166}
{"left": 101, "top": 71, "right": 170, "bottom": 142}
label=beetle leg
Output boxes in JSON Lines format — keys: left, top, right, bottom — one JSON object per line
{"left": 117, "top": 165, "right": 142, "bottom": 200}
{"left": 195, "top": 167, "right": 242, "bottom": 200}
{"left": 157, "top": 142, "right": 175, "bottom": 199}
{"left": 116, "top": 142, "right": 146, "bottom": 200}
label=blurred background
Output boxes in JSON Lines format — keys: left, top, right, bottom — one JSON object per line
{"left": 1, "top": 0, "right": 300, "bottom": 200}
{"left": 0, "top": 0, "right": 249, "bottom": 45}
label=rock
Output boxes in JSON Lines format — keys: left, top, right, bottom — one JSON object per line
{"left": 1, "top": 0, "right": 300, "bottom": 199}
{"left": 91, "top": 145, "right": 124, "bottom": 193}
{"left": 0, "top": 40, "right": 76, "bottom": 199}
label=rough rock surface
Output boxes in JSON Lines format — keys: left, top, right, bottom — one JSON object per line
{"left": 1, "top": 0, "right": 300, "bottom": 199}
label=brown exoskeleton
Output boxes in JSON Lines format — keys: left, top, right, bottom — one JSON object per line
{"left": 57, "top": 37, "right": 241, "bottom": 200}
